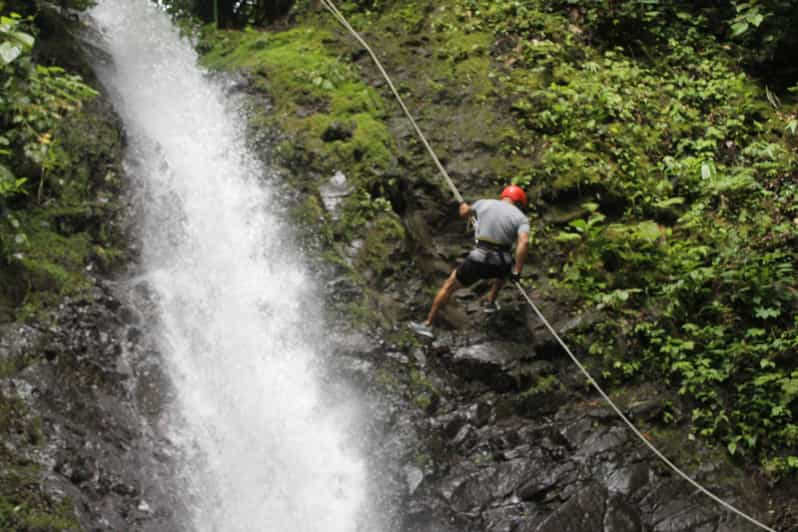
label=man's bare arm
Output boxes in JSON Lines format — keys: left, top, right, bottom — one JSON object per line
{"left": 514, "top": 231, "right": 529, "bottom": 275}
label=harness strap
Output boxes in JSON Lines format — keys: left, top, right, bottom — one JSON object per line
{"left": 476, "top": 239, "right": 512, "bottom": 253}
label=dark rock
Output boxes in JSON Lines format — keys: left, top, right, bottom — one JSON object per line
{"left": 606, "top": 463, "right": 651, "bottom": 496}
{"left": 321, "top": 120, "right": 354, "bottom": 142}
{"left": 449, "top": 468, "right": 497, "bottom": 512}
{"left": 350, "top": 47, "right": 367, "bottom": 61}
{"left": 651, "top": 500, "right": 716, "bottom": 532}
{"left": 575, "top": 426, "right": 629, "bottom": 460}
{"left": 451, "top": 423, "right": 476, "bottom": 448}
{"left": 517, "top": 462, "right": 578, "bottom": 501}
{"left": 450, "top": 341, "right": 534, "bottom": 391}
{"left": 530, "top": 483, "right": 608, "bottom": 532}
{"left": 627, "top": 398, "right": 666, "bottom": 422}
{"left": 604, "top": 496, "right": 643, "bottom": 532}
{"left": 466, "top": 402, "right": 491, "bottom": 427}
{"left": 483, "top": 505, "right": 538, "bottom": 532}
{"left": 560, "top": 416, "right": 596, "bottom": 449}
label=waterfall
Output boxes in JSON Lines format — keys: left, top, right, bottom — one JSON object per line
{"left": 88, "top": 1, "right": 371, "bottom": 530}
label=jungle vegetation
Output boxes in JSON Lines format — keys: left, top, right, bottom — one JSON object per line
{"left": 2, "top": 0, "right": 797, "bottom": 480}
{"left": 177, "top": 0, "right": 798, "bottom": 477}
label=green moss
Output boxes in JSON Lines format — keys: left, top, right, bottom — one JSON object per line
{"left": 15, "top": 214, "right": 92, "bottom": 296}
{"left": 409, "top": 368, "right": 439, "bottom": 411}
{"left": 356, "top": 213, "right": 405, "bottom": 277}
{"left": 375, "top": 368, "right": 401, "bottom": 391}
{"left": 2, "top": 100, "right": 124, "bottom": 321}
{"left": 0, "top": 496, "right": 79, "bottom": 532}
{"left": 202, "top": 27, "right": 344, "bottom": 110}
{"left": 520, "top": 374, "right": 559, "bottom": 397}
{"left": 0, "top": 391, "right": 77, "bottom": 531}
{"left": 200, "top": 24, "right": 400, "bottom": 246}
{"left": 380, "top": 1, "right": 429, "bottom": 34}
{"left": 53, "top": 107, "right": 123, "bottom": 206}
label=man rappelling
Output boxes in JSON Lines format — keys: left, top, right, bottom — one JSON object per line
{"left": 412, "top": 185, "right": 530, "bottom": 337}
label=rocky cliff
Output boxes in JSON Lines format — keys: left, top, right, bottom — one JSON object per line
{"left": 1, "top": 1, "right": 796, "bottom": 531}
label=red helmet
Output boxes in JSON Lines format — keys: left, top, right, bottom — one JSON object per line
{"left": 500, "top": 185, "right": 528, "bottom": 208}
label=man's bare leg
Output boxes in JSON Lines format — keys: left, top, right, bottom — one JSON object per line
{"left": 426, "top": 270, "right": 462, "bottom": 325}
{"left": 487, "top": 278, "right": 505, "bottom": 304}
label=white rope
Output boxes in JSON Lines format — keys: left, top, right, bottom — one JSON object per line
{"left": 513, "top": 284, "right": 777, "bottom": 532}
{"left": 319, "top": 0, "right": 464, "bottom": 204}
{"left": 320, "top": 1, "right": 779, "bottom": 530}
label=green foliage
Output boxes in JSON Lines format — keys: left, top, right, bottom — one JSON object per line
{"left": 0, "top": 11, "right": 97, "bottom": 210}
{"left": 446, "top": 0, "right": 798, "bottom": 474}
{"left": 0, "top": 389, "right": 78, "bottom": 531}
{"left": 1, "top": 6, "right": 121, "bottom": 321}
{"left": 199, "top": 0, "right": 798, "bottom": 476}
{"left": 200, "top": 24, "right": 399, "bottom": 249}
{"left": 730, "top": 2, "right": 767, "bottom": 37}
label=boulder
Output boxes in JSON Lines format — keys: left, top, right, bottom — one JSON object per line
{"left": 450, "top": 341, "right": 535, "bottom": 391}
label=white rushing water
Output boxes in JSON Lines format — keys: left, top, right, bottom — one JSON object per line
{"left": 89, "top": 1, "right": 370, "bottom": 530}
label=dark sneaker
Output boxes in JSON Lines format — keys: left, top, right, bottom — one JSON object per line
{"left": 409, "top": 321, "right": 435, "bottom": 339}
{"left": 483, "top": 300, "right": 501, "bottom": 314}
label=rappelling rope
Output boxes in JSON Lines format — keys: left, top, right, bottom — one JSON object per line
{"left": 319, "top": 0, "right": 463, "bottom": 204}
{"left": 319, "top": 1, "right": 778, "bottom": 530}
{"left": 515, "top": 289, "right": 777, "bottom": 532}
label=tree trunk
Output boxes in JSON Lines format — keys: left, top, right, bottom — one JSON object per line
{"left": 218, "top": 0, "right": 236, "bottom": 29}
{"left": 194, "top": 0, "right": 214, "bottom": 23}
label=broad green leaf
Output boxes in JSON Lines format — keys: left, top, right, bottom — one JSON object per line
{"left": 8, "top": 30, "right": 34, "bottom": 48}
{"left": 782, "top": 376, "right": 798, "bottom": 403}
{"left": 700, "top": 161, "right": 714, "bottom": 180}
{"left": 0, "top": 162, "right": 14, "bottom": 182}
{"left": 749, "top": 13, "right": 764, "bottom": 27}
{"left": 754, "top": 306, "right": 781, "bottom": 319}
{"left": 555, "top": 231, "right": 581, "bottom": 242}
{"left": 654, "top": 197, "right": 685, "bottom": 209}
{"left": 754, "top": 373, "right": 781, "bottom": 387}
{"left": 634, "top": 221, "right": 661, "bottom": 242}
{"left": 0, "top": 41, "right": 21, "bottom": 65}
{"left": 586, "top": 213, "right": 606, "bottom": 228}
{"left": 731, "top": 21, "right": 749, "bottom": 36}
{"left": 568, "top": 219, "right": 587, "bottom": 231}
{"left": 727, "top": 441, "right": 737, "bottom": 455}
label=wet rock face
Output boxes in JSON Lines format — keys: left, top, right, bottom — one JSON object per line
{"left": 328, "top": 316, "right": 775, "bottom": 532}
{"left": 1, "top": 280, "right": 184, "bottom": 531}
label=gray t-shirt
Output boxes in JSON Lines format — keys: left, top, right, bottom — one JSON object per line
{"left": 473, "top": 199, "right": 530, "bottom": 247}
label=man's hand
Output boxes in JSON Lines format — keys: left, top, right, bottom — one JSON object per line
{"left": 509, "top": 270, "right": 521, "bottom": 284}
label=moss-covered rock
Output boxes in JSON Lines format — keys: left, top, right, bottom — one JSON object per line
{"left": 0, "top": 391, "right": 79, "bottom": 531}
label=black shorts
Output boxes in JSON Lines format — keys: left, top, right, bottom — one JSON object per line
{"left": 455, "top": 249, "right": 512, "bottom": 287}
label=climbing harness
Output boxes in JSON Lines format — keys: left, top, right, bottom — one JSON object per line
{"left": 319, "top": 1, "right": 779, "bottom": 531}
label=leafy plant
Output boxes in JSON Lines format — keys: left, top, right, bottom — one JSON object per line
{"left": 450, "top": 0, "right": 798, "bottom": 474}
{"left": 729, "top": 2, "right": 767, "bottom": 37}
{"left": 0, "top": 12, "right": 97, "bottom": 206}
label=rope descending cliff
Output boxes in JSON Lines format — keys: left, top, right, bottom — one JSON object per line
{"left": 320, "top": 1, "right": 779, "bottom": 530}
